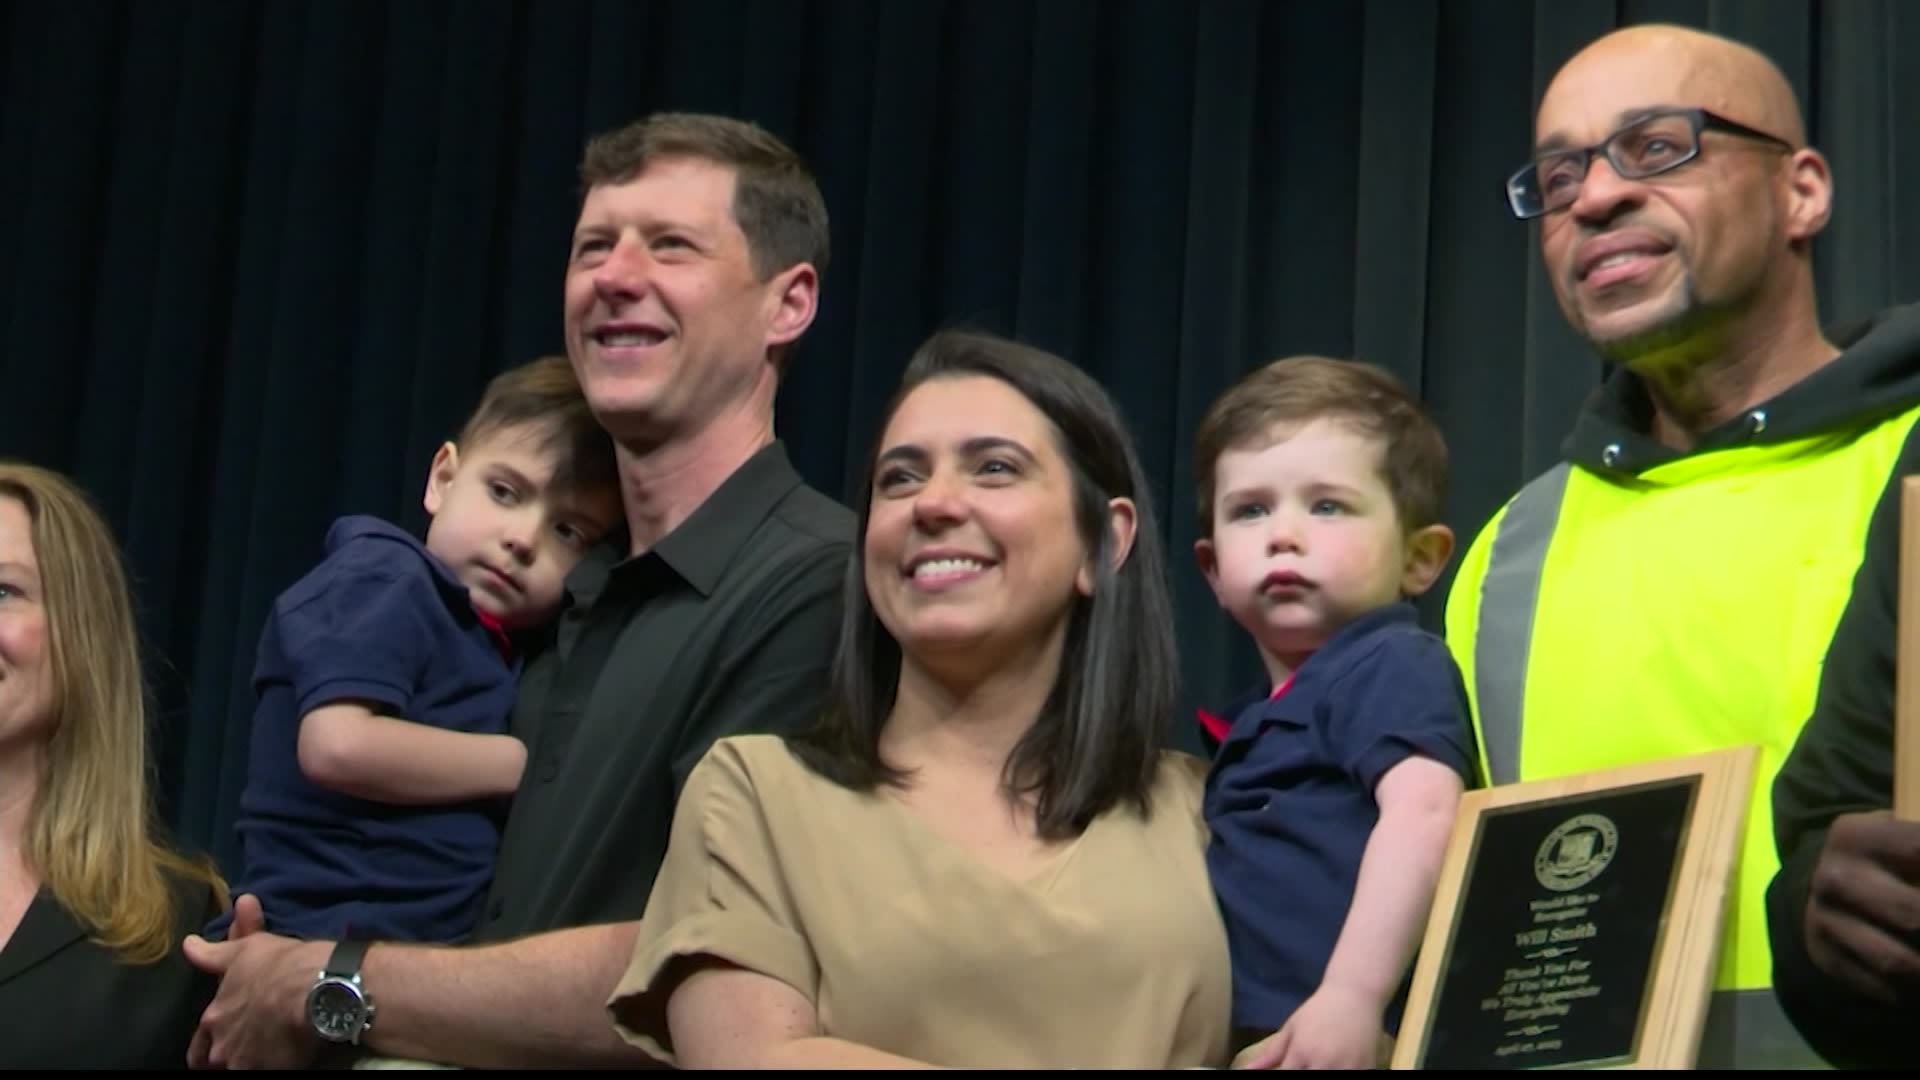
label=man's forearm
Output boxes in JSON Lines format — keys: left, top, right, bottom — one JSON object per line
{"left": 361, "top": 922, "right": 657, "bottom": 1068}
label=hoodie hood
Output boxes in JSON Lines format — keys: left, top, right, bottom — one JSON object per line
{"left": 1563, "top": 302, "right": 1920, "bottom": 476}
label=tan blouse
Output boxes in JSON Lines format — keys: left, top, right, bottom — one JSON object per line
{"left": 606, "top": 734, "right": 1232, "bottom": 1069}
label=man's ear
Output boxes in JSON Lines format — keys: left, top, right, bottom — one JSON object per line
{"left": 1078, "top": 497, "right": 1139, "bottom": 596}
{"left": 765, "top": 263, "right": 820, "bottom": 351}
{"left": 1783, "top": 147, "right": 1834, "bottom": 244}
{"left": 1400, "top": 523, "right": 1456, "bottom": 597}
{"left": 423, "top": 441, "right": 460, "bottom": 516}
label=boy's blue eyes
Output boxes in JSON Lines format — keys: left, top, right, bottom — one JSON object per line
{"left": 1226, "top": 500, "right": 1347, "bottom": 519}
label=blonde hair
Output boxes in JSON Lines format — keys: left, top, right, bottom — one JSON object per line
{"left": 0, "top": 462, "right": 227, "bottom": 964}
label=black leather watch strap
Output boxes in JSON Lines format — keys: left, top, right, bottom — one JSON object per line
{"left": 323, "top": 939, "right": 371, "bottom": 979}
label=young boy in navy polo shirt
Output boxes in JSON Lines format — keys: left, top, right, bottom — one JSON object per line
{"left": 1192, "top": 355, "right": 1479, "bottom": 1069}
{"left": 206, "top": 355, "right": 621, "bottom": 946}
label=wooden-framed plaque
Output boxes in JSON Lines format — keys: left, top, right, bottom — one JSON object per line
{"left": 1897, "top": 475, "right": 1920, "bottom": 820}
{"left": 1390, "top": 745, "right": 1757, "bottom": 1070}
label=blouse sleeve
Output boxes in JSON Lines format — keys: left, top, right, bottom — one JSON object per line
{"left": 605, "top": 739, "right": 818, "bottom": 1064}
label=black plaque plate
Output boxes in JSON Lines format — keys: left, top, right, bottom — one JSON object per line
{"left": 1412, "top": 775, "right": 1700, "bottom": 1069}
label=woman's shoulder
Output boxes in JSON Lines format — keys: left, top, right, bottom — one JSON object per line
{"left": 0, "top": 861, "right": 222, "bottom": 1068}
{"left": 686, "top": 734, "right": 852, "bottom": 808}
{"left": 1154, "top": 747, "right": 1211, "bottom": 789}
{"left": 699, "top": 732, "right": 814, "bottom": 778}
{"left": 1149, "top": 749, "right": 1212, "bottom": 815}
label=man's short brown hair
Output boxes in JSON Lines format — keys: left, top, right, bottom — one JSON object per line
{"left": 1193, "top": 356, "right": 1448, "bottom": 537}
{"left": 579, "top": 112, "right": 830, "bottom": 284}
{"left": 457, "top": 355, "right": 618, "bottom": 500}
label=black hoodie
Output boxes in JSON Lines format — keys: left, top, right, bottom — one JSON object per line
{"left": 1763, "top": 301, "right": 1920, "bottom": 1068}
{"left": 1564, "top": 302, "right": 1920, "bottom": 475}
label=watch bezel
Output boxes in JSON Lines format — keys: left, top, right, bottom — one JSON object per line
{"left": 306, "top": 974, "right": 371, "bottom": 1044}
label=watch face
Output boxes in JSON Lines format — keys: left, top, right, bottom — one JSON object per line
{"left": 307, "top": 980, "right": 364, "bottom": 1042}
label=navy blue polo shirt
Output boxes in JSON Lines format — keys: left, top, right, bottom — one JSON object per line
{"left": 1202, "top": 601, "right": 1480, "bottom": 1034}
{"left": 207, "top": 515, "right": 520, "bottom": 944}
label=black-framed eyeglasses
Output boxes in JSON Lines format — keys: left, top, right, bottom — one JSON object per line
{"left": 1505, "top": 107, "right": 1794, "bottom": 220}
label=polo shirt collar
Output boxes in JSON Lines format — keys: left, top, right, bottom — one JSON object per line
{"left": 1246, "top": 601, "right": 1423, "bottom": 706}
{"left": 1295, "top": 600, "right": 1420, "bottom": 676}
{"left": 567, "top": 440, "right": 809, "bottom": 603}
{"left": 1199, "top": 601, "right": 1422, "bottom": 739}
{"left": 326, "top": 514, "right": 470, "bottom": 607}
{"left": 1260, "top": 601, "right": 1420, "bottom": 704}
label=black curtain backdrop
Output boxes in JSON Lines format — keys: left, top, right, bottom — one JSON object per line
{"left": 1, "top": 0, "right": 1914, "bottom": 871}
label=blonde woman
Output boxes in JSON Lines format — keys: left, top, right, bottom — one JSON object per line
{"left": 0, "top": 462, "right": 229, "bottom": 1068}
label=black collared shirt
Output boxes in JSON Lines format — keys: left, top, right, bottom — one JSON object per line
{"left": 473, "top": 441, "right": 855, "bottom": 942}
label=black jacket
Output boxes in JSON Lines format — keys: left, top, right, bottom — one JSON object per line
{"left": 1768, "top": 301, "right": 1920, "bottom": 1068}
{"left": 0, "top": 868, "right": 222, "bottom": 1069}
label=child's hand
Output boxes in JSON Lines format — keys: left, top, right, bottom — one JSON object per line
{"left": 1230, "top": 986, "right": 1387, "bottom": 1070}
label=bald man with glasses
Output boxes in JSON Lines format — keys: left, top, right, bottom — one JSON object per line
{"left": 1442, "top": 22, "right": 1920, "bottom": 1069}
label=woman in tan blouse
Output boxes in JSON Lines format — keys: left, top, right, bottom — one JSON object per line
{"left": 606, "top": 329, "right": 1233, "bottom": 1069}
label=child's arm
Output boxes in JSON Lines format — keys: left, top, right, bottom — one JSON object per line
{"left": 297, "top": 702, "right": 527, "bottom": 804}
{"left": 1236, "top": 754, "right": 1463, "bottom": 1069}
{"left": 1323, "top": 754, "right": 1463, "bottom": 1006}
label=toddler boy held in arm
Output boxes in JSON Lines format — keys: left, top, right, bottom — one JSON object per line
{"left": 205, "top": 355, "right": 622, "bottom": 946}
{"left": 1192, "top": 356, "right": 1480, "bottom": 1069}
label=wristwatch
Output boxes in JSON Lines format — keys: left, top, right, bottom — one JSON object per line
{"left": 305, "top": 939, "right": 376, "bottom": 1045}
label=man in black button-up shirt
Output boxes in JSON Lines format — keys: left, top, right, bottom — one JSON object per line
{"left": 182, "top": 111, "right": 856, "bottom": 1070}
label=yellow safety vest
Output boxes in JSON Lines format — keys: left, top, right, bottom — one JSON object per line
{"left": 1444, "top": 404, "right": 1920, "bottom": 1068}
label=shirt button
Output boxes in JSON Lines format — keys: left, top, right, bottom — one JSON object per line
{"left": 1747, "top": 409, "right": 1768, "bottom": 435}
{"left": 487, "top": 897, "right": 505, "bottom": 921}
{"left": 1601, "top": 443, "right": 1623, "bottom": 468}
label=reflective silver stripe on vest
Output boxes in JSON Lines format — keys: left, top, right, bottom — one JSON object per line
{"left": 1472, "top": 463, "right": 1571, "bottom": 785}
{"left": 1471, "top": 464, "right": 1824, "bottom": 1067}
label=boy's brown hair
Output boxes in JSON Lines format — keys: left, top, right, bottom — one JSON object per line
{"left": 456, "top": 355, "right": 618, "bottom": 499}
{"left": 1193, "top": 355, "right": 1447, "bottom": 537}
{"left": 578, "top": 112, "right": 831, "bottom": 286}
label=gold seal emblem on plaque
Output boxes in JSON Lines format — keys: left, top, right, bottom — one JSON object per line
{"left": 1534, "top": 813, "right": 1619, "bottom": 891}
